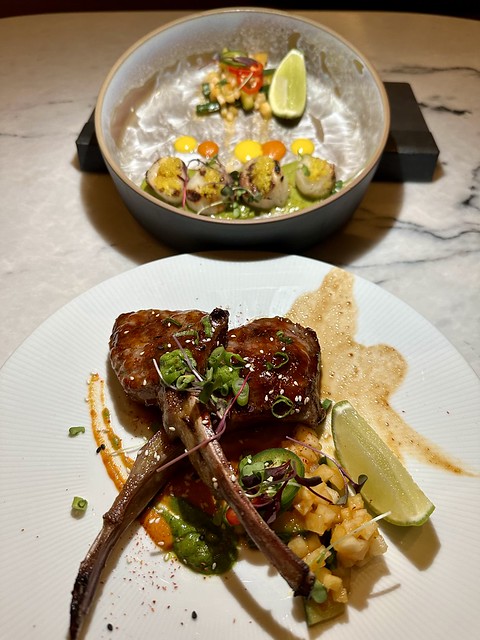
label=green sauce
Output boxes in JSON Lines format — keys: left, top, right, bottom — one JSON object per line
{"left": 159, "top": 496, "right": 238, "bottom": 575}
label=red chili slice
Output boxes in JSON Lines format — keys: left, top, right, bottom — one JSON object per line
{"left": 227, "top": 61, "right": 264, "bottom": 95}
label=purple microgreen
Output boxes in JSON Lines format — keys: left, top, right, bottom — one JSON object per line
{"left": 286, "top": 434, "right": 368, "bottom": 499}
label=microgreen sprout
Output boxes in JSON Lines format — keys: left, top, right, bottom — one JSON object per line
{"left": 237, "top": 449, "right": 305, "bottom": 525}
{"left": 286, "top": 435, "right": 367, "bottom": 504}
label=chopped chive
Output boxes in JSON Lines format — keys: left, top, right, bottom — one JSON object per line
{"left": 162, "top": 316, "right": 182, "bottom": 327}
{"left": 271, "top": 395, "right": 295, "bottom": 418}
{"left": 72, "top": 496, "right": 88, "bottom": 511}
{"left": 276, "top": 330, "right": 293, "bottom": 344}
{"left": 174, "top": 328, "right": 200, "bottom": 345}
{"left": 201, "top": 314, "right": 213, "bottom": 338}
{"left": 266, "top": 351, "right": 289, "bottom": 370}
{"left": 68, "top": 426, "right": 85, "bottom": 437}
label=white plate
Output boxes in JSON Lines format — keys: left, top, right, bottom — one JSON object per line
{"left": 1, "top": 253, "right": 479, "bottom": 640}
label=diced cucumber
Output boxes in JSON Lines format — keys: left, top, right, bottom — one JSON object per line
{"left": 303, "top": 597, "right": 345, "bottom": 627}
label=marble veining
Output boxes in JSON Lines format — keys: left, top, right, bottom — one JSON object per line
{"left": 0, "top": 11, "right": 479, "bottom": 378}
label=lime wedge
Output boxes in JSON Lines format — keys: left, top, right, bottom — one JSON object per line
{"left": 268, "top": 48, "right": 307, "bottom": 119}
{"left": 331, "top": 400, "right": 435, "bottom": 526}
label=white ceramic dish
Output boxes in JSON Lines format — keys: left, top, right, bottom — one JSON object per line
{"left": 1, "top": 253, "right": 479, "bottom": 639}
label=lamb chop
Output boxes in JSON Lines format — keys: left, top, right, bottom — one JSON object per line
{"left": 70, "top": 308, "right": 229, "bottom": 639}
{"left": 225, "top": 316, "right": 324, "bottom": 430}
{"left": 70, "top": 309, "right": 324, "bottom": 638}
{"left": 161, "top": 315, "right": 324, "bottom": 598}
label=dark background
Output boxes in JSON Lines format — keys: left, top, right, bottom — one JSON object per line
{"left": 1, "top": 2, "right": 478, "bottom": 20}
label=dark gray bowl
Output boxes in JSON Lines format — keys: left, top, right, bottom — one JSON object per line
{"left": 95, "top": 8, "right": 389, "bottom": 252}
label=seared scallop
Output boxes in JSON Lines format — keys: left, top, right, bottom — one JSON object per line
{"left": 185, "top": 159, "right": 233, "bottom": 215}
{"left": 239, "top": 156, "right": 289, "bottom": 210}
{"left": 146, "top": 156, "right": 187, "bottom": 206}
{"left": 295, "top": 155, "right": 336, "bottom": 200}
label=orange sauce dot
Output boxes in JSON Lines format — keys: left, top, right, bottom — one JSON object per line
{"left": 198, "top": 140, "right": 219, "bottom": 159}
{"left": 262, "top": 140, "right": 287, "bottom": 161}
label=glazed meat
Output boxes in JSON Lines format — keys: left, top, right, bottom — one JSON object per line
{"left": 109, "top": 307, "right": 229, "bottom": 405}
{"left": 70, "top": 308, "right": 324, "bottom": 638}
{"left": 225, "top": 316, "right": 325, "bottom": 429}
{"left": 70, "top": 308, "right": 229, "bottom": 639}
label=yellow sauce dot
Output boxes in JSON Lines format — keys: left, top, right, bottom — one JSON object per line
{"left": 234, "top": 140, "right": 263, "bottom": 164}
{"left": 174, "top": 135, "right": 198, "bottom": 153}
{"left": 291, "top": 138, "right": 315, "bottom": 156}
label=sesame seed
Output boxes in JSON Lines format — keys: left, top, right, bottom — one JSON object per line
{"left": 129, "top": 375, "right": 135, "bottom": 381}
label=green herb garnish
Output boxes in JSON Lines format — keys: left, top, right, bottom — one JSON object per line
{"left": 68, "top": 426, "right": 85, "bottom": 437}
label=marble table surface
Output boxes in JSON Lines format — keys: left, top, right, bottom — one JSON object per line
{"left": 0, "top": 10, "right": 479, "bottom": 378}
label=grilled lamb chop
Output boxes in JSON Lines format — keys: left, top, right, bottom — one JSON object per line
{"left": 162, "top": 389, "right": 316, "bottom": 598}
{"left": 225, "top": 316, "right": 325, "bottom": 429}
{"left": 109, "top": 307, "right": 229, "bottom": 405}
{"left": 69, "top": 428, "right": 183, "bottom": 640}
{"left": 70, "top": 308, "right": 229, "bottom": 639}
{"left": 160, "top": 315, "right": 323, "bottom": 596}
{"left": 70, "top": 309, "right": 324, "bottom": 638}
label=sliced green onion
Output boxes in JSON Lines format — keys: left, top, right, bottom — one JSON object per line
{"left": 322, "top": 398, "right": 333, "bottom": 411}
{"left": 201, "top": 314, "right": 213, "bottom": 338}
{"left": 159, "top": 349, "right": 196, "bottom": 385}
{"left": 174, "top": 329, "right": 199, "bottom": 345}
{"left": 176, "top": 374, "right": 196, "bottom": 390}
{"left": 68, "top": 426, "right": 85, "bottom": 437}
{"left": 271, "top": 395, "right": 295, "bottom": 418}
{"left": 266, "top": 351, "right": 289, "bottom": 370}
{"left": 276, "top": 330, "right": 293, "bottom": 344}
{"left": 162, "top": 316, "right": 182, "bottom": 327}
{"left": 231, "top": 377, "right": 249, "bottom": 406}
{"left": 71, "top": 496, "right": 88, "bottom": 512}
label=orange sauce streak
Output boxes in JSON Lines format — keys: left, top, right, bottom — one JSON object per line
{"left": 88, "top": 373, "right": 173, "bottom": 548}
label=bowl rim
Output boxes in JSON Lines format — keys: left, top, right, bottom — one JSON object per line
{"left": 95, "top": 6, "right": 390, "bottom": 227}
